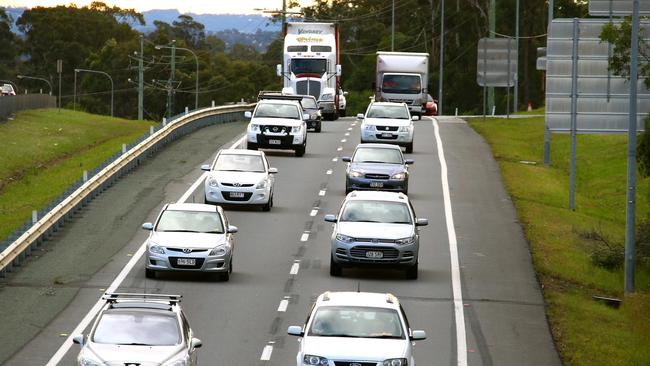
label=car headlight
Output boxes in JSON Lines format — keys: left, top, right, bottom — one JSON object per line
{"left": 363, "top": 124, "right": 375, "bottom": 131}
{"left": 207, "top": 176, "right": 219, "bottom": 188}
{"left": 391, "top": 172, "right": 407, "bottom": 180}
{"left": 209, "top": 245, "right": 228, "bottom": 256}
{"left": 395, "top": 236, "right": 415, "bottom": 245}
{"left": 303, "top": 354, "right": 329, "bottom": 365}
{"left": 320, "top": 93, "right": 334, "bottom": 101}
{"left": 149, "top": 244, "right": 165, "bottom": 255}
{"left": 399, "top": 126, "right": 411, "bottom": 132}
{"left": 382, "top": 359, "right": 408, "bottom": 366}
{"left": 348, "top": 170, "right": 363, "bottom": 178}
{"left": 335, "top": 233, "right": 354, "bottom": 243}
{"left": 292, "top": 125, "right": 302, "bottom": 133}
{"left": 249, "top": 123, "right": 261, "bottom": 133}
{"left": 79, "top": 356, "right": 102, "bottom": 366}
{"left": 256, "top": 178, "right": 269, "bottom": 189}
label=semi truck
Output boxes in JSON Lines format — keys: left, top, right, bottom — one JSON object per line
{"left": 375, "top": 52, "right": 429, "bottom": 119}
{"left": 278, "top": 22, "right": 342, "bottom": 120}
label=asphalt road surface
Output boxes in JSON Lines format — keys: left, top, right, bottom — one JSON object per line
{"left": 2, "top": 116, "right": 561, "bottom": 366}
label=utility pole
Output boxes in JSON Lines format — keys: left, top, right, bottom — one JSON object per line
{"left": 167, "top": 40, "right": 176, "bottom": 119}
{"left": 514, "top": 0, "right": 519, "bottom": 113}
{"left": 391, "top": 0, "right": 395, "bottom": 51}
{"left": 57, "top": 59, "right": 62, "bottom": 112}
{"left": 488, "top": 0, "right": 496, "bottom": 113}
{"left": 438, "top": 0, "right": 444, "bottom": 115}
{"left": 138, "top": 35, "right": 144, "bottom": 120}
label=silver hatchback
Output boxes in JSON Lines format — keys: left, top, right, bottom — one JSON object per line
{"left": 143, "top": 203, "right": 238, "bottom": 281}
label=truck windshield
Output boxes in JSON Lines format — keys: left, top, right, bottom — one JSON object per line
{"left": 382, "top": 75, "right": 421, "bottom": 94}
{"left": 291, "top": 59, "right": 327, "bottom": 76}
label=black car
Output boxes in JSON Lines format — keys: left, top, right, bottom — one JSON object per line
{"left": 257, "top": 92, "right": 322, "bottom": 132}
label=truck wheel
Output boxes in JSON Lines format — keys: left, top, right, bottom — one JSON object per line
{"left": 405, "top": 142, "right": 414, "bottom": 154}
{"left": 330, "top": 255, "right": 343, "bottom": 277}
{"left": 339, "top": 109, "right": 346, "bottom": 117}
{"left": 295, "top": 143, "right": 306, "bottom": 157}
{"left": 247, "top": 142, "right": 258, "bottom": 150}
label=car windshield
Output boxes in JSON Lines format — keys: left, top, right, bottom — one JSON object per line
{"left": 291, "top": 58, "right": 327, "bottom": 75}
{"left": 382, "top": 74, "right": 422, "bottom": 94}
{"left": 214, "top": 154, "right": 265, "bottom": 172}
{"left": 353, "top": 148, "right": 403, "bottom": 164}
{"left": 308, "top": 306, "right": 404, "bottom": 339}
{"left": 340, "top": 200, "right": 412, "bottom": 224}
{"left": 366, "top": 105, "right": 410, "bottom": 119}
{"left": 254, "top": 103, "right": 300, "bottom": 119}
{"left": 92, "top": 311, "right": 181, "bottom": 346}
{"left": 301, "top": 97, "right": 317, "bottom": 109}
{"left": 156, "top": 210, "right": 224, "bottom": 233}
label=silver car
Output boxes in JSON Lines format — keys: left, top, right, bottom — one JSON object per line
{"left": 74, "top": 293, "right": 202, "bottom": 366}
{"left": 324, "top": 191, "right": 428, "bottom": 279}
{"left": 143, "top": 203, "right": 238, "bottom": 281}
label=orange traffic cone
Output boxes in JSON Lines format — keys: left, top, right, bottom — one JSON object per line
{"left": 527, "top": 101, "right": 532, "bottom": 112}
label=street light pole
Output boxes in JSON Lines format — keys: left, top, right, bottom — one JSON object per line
{"left": 514, "top": 0, "right": 519, "bottom": 113}
{"left": 16, "top": 75, "right": 53, "bottom": 95}
{"left": 156, "top": 41, "right": 200, "bottom": 111}
{"left": 75, "top": 68, "right": 114, "bottom": 117}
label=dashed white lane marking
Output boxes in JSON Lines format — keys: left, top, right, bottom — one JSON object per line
{"left": 432, "top": 117, "right": 468, "bottom": 366}
{"left": 260, "top": 345, "right": 274, "bottom": 361}
{"left": 300, "top": 232, "right": 310, "bottom": 241}
{"left": 345, "top": 132, "right": 350, "bottom": 136}
{"left": 347, "top": 127, "right": 353, "bottom": 131}
{"left": 319, "top": 189, "right": 326, "bottom": 196}
{"left": 310, "top": 208, "right": 318, "bottom": 216}
{"left": 337, "top": 147, "right": 343, "bottom": 151}
{"left": 326, "top": 169, "right": 333, "bottom": 175}
{"left": 341, "top": 139, "right": 347, "bottom": 143}
{"left": 290, "top": 261, "right": 300, "bottom": 275}
{"left": 45, "top": 133, "right": 248, "bottom": 366}
{"left": 277, "top": 298, "right": 290, "bottom": 312}
{"left": 332, "top": 157, "right": 338, "bottom": 162}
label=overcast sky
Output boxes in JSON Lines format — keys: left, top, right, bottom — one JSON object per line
{"left": 2, "top": 0, "right": 315, "bottom": 14}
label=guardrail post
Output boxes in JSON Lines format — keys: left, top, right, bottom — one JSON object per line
{"left": 150, "top": 126, "right": 154, "bottom": 135}
{"left": 122, "top": 144, "right": 127, "bottom": 154}
{"left": 492, "top": 106, "right": 496, "bottom": 116}
{"left": 455, "top": 107, "right": 458, "bottom": 116}
{"left": 162, "top": 117, "right": 167, "bottom": 126}
{"left": 83, "top": 170, "right": 88, "bottom": 182}
{"left": 212, "top": 100, "right": 215, "bottom": 107}
{"left": 185, "top": 107, "right": 189, "bottom": 115}
{"left": 32, "top": 210, "right": 38, "bottom": 225}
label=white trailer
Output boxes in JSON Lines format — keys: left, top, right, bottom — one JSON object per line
{"left": 375, "top": 52, "right": 429, "bottom": 119}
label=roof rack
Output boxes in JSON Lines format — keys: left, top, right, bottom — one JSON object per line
{"left": 257, "top": 93, "right": 304, "bottom": 102}
{"left": 102, "top": 292, "right": 182, "bottom": 304}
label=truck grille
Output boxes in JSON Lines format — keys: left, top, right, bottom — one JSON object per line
{"left": 296, "top": 80, "right": 321, "bottom": 99}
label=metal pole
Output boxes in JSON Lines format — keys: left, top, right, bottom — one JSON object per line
{"left": 438, "top": 0, "right": 444, "bottom": 115}
{"left": 544, "top": 0, "right": 554, "bottom": 165}
{"left": 75, "top": 68, "right": 113, "bottom": 117}
{"left": 548, "top": 0, "right": 554, "bottom": 30}
{"left": 483, "top": 39, "right": 487, "bottom": 119}
{"left": 391, "top": 0, "right": 395, "bottom": 51}
{"left": 73, "top": 70, "right": 77, "bottom": 111}
{"left": 194, "top": 52, "right": 198, "bottom": 109}
{"left": 58, "top": 72, "right": 62, "bottom": 111}
{"left": 568, "top": 18, "right": 579, "bottom": 211}
{"left": 624, "top": 0, "right": 640, "bottom": 295}
{"left": 514, "top": 0, "right": 519, "bottom": 113}
{"left": 109, "top": 74, "right": 114, "bottom": 117}
{"left": 507, "top": 37, "right": 511, "bottom": 119}
{"left": 57, "top": 59, "right": 62, "bottom": 112}
{"left": 138, "top": 35, "right": 144, "bottom": 120}
{"left": 488, "top": 0, "right": 496, "bottom": 113}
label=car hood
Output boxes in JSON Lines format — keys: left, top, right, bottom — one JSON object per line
{"left": 364, "top": 118, "right": 411, "bottom": 127}
{"left": 210, "top": 171, "right": 266, "bottom": 185}
{"left": 150, "top": 231, "right": 226, "bottom": 250}
{"left": 302, "top": 336, "right": 408, "bottom": 361}
{"left": 251, "top": 117, "right": 302, "bottom": 126}
{"left": 85, "top": 342, "right": 184, "bottom": 365}
{"left": 348, "top": 162, "right": 406, "bottom": 176}
{"left": 337, "top": 222, "right": 413, "bottom": 239}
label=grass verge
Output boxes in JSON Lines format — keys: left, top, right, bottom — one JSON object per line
{"left": 467, "top": 115, "right": 650, "bottom": 365}
{"left": 0, "top": 109, "right": 156, "bottom": 242}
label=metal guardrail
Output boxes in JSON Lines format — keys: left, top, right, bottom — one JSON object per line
{"left": 0, "top": 103, "right": 255, "bottom": 277}
{"left": 0, "top": 94, "right": 56, "bottom": 120}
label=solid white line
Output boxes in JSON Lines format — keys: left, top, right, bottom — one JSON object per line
{"left": 177, "top": 172, "right": 207, "bottom": 203}
{"left": 432, "top": 117, "right": 468, "bottom": 366}
{"left": 332, "top": 157, "right": 338, "bottom": 162}
{"left": 277, "top": 299, "right": 289, "bottom": 312}
{"left": 290, "top": 262, "right": 300, "bottom": 275}
{"left": 300, "top": 232, "right": 310, "bottom": 242}
{"left": 326, "top": 169, "right": 333, "bottom": 175}
{"left": 319, "top": 189, "right": 326, "bottom": 196}
{"left": 260, "top": 345, "right": 274, "bottom": 360}
{"left": 310, "top": 209, "right": 318, "bottom": 217}
{"left": 45, "top": 133, "right": 247, "bottom": 366}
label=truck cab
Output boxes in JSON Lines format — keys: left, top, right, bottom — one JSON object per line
{"left": 245, "top": 99, "right": 309, "bottom": 157}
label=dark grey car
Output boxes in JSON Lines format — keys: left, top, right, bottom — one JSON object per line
{"left": 343, "top": 143, "right": 413, "bottom": 194}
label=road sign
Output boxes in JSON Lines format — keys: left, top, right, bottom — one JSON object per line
{"left": 545, "top": 18, "right": 650, "bottom": 132}
{"left": 477, "top": 38, "right": 517, "bottom": 87}
{"left": 589, "top": 0, "right": 650, "bottom": 16}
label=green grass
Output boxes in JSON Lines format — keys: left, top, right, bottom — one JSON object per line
{"left": 467, "top": 115, "right": 650, "bottom": 365}
{"left": 0, "top": 109, "right": 156, "bottom": 241}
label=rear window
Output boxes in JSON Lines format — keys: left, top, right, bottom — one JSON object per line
{"left": 93, "top": 311, "right": 181, "bottom": 346}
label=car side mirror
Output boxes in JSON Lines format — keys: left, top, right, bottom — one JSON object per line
{"left": 191, "top": 338, "right": 203, "bottom": 349}
{"left": 201, "top": 164, "right": 210, "bottom": 171}
{"left": 72, "top": 334, "right": 85, "bottom": 346}
{"left": 411, "top": 330, "right": 426, "bottom": 341}
{"left": 411, "top": 116, "right": 418, "bottom": 121}
{"left": 268, "top": 167, "right": 278, "bottom": 174}
{"left": 303, "top": 113, "right": 311, "bottom": 120}
{"left": 244, "top": 111, "right": 252, "bottom": 119}
{"left": 142, "top": 222, "right": 153, "bottom": 231}
{"left": 324, "top": 214, "right": 337, "bottom": 223}
{"left": 416, "top": 218, "right": 429, "bottom": 226}
{"left": 405, "top": 159, "right": 414, "bottom": 165}
{"left": 356, "top": 113, "right": 364, "bottom": 120}
{"left": 287, "top": 325, "right": 304, "bottom": 336}
{"left": 341, "top": 156, "right": 351, "bottom": 162}
{"left": 227, "top": 225, "right": 238, "bottom": 234}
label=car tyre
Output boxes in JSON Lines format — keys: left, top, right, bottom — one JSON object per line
{"left": 262, "top": 195, "right": 273, "bottom": 212}
{"left": 145, "top": 268, "right": 156, "bottom": 279}
{"left": 339, "top": 109, "right": 346, "bottom": 117}
{"left": 247, "top": 142, "right": 258, "bottom": 150}
{"left": 405, "top": 262, "right": 418, "bottom": 280}
{"left": 203, "top": 195, "right": 212, "bottom": 205}
{"left": 330, "top": 255, "right": 343, "bottom": 277}
{"left": 405, "top": 142, "right": 414, "bottom": 154}
{"left": 315, "top": 122, "right": 322, "bottom": 133}
{"left": 295, "top": 143, "right": 306, "bottom": 157}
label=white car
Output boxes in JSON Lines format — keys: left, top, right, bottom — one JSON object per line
{"left": 288, "top": 291, "right": 426, "bottom": 366}
{"left": 202, "top": 149, "right": 277, "bottom": 211}
{"left": 358, "top": 102, "right": 416, "bottom": 153}
{"left": 245, "top": 99, "right": 309, "bottom": 156}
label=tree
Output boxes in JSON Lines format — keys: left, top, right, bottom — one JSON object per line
{"left": 0, "top": 8, "right": 17, "bottom": 80}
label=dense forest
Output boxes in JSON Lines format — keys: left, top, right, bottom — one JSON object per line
{"left": 0, "top": 1, "right": 590, "bottom": 120}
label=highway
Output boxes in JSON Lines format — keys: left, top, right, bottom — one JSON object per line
{"left": 3, "top": 116, "right": 560, "bottom": 366}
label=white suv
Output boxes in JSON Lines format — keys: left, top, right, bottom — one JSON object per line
{"left": 246, "top": 99, "right": 309, "bottom": 156}
{"left": 358, "top": 102, "right": 416, "bottom": 153}
{"left": 288, "top": 291, "right": 426, "bottom": 366}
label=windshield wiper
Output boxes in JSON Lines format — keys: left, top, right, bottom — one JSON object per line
{"left": 217, "top": 169, "right": 247, "bottom": 172}
{"left": 160, "top": 229, "right": 200, "bottom": 233}
{"left": 367, "top": 334, "right": 403, "bottom": 339}
{"left": 202, "top": 230, "right": 224, "bottom": 234}
{"left": 116, "top": 342, "right": 152, "bottom": 346}
{"left": 359, "top": 160, "right": 390, "bottom": 164}
{"left": 389, "top": 221, "right": 412, "bottom": 224}
{"left": 350, "top": 220, "right": 381, "bottom": 223}
{"left": 317, "top": 334, "right": 362, "bottom": 338}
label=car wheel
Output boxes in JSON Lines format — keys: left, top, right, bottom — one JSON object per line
{"left": 203, "top": 195, "right": 211, "bottom": 205}
{"left": 295, "top": 144, "right": 306, "bottom": 157}
{"left": 315, "top": 122, "right": 322, "bottom": 133}
{"left": 405, "top": 262, "right": 418, "bottom": 280}
{"left": 330, "top": 255, "right": 343, "bottom": 277}
{"left": 247, "top": 142, "right": 258, "bottom": 150}
{"left": 405, "top": 142, "right": 414, "bottom": 154}
{"left": 145, "top": 268, "right": 156, "bottom": 279}
{"left": 220, "top": 271, "right": 230, "bottom": 281}
{"left": 262, "top": 195, "right": 273, "bottom": 211}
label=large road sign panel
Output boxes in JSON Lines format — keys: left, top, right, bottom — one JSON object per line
{"left": 589, "top": 0, "right": 650, "bottom": 16}
{"left": 477, "top": 37, "right": 518, "bottom": 87}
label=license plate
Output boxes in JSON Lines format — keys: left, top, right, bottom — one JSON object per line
{"left": 230, "top": 192, "right": 245, "bottom": 198}
{"left": 381, "top": 133, "right": 393, "bottom": 138}
{"left": 366, "top": 251, "right": 384, "bottom": 259}
{"left": 369, "top": 181, "right": 384, "bottom": 188}
{"left": 269, "top": 139, "right": 281, "bottom": 145}
{"left": 177, "top": 258, "right": 196, "bottom": 266}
